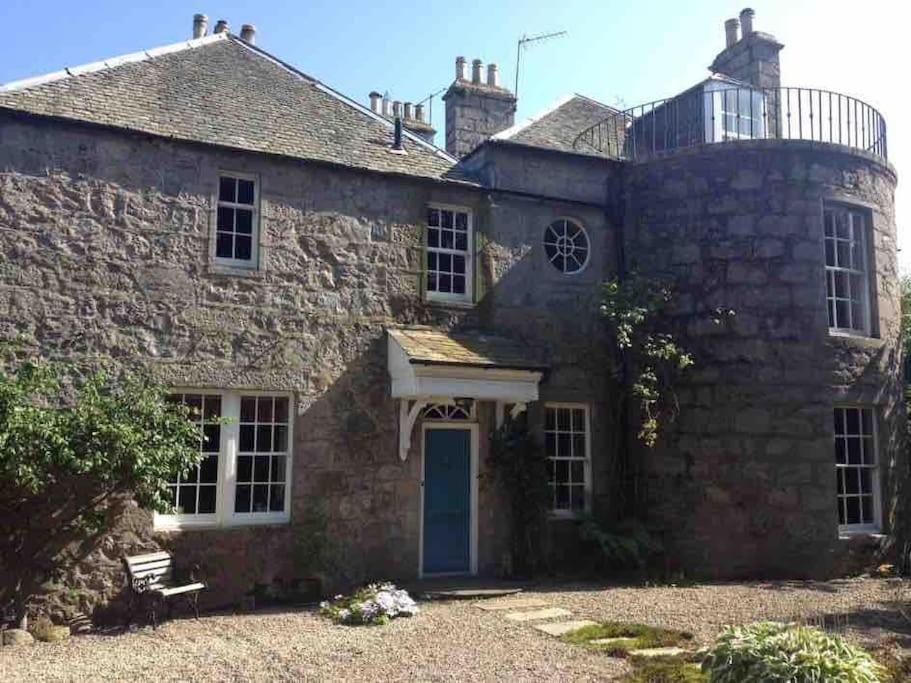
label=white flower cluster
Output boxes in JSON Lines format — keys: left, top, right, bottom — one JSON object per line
{"left": 320, "top": 582, "right": 418, "bottom": 625}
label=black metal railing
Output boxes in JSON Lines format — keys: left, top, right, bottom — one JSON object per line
{"left": 573, "top": 86, "right": 888, "bottom": 162}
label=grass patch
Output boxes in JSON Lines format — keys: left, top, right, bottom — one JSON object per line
{"left": 618, "top": 659, "right": 706, "bottom": 683}
{"left": 562, "top": 621, "right": 693, "bottom": 656}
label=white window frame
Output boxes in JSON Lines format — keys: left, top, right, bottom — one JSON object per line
{"left": 425, "top": 203, "right": 473, "bottom": 304}
{"left": 155, "top": 389, "right": 293, "bottom": 530}
{"left": 824, "top": 203, "right": 872, "bottom": 336}
{"left": 212, "top": 172, "right": 261, "bottom": 269}
{"left": 704, "top": 82, "right": 767, "bottom": 142}
{"left": 834, "top": 405, "right": 881, "bottom": 535}
{"left": 543, "top": 217, "right": 591, "bottom": 275}
{"left": 544, "top": 402, "right": 592, "bottom": 518}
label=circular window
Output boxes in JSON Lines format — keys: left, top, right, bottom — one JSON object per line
{"left": 543, "top": 219, "right": 590, "bottom": 274}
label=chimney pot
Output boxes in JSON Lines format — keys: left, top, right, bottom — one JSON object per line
{"left": 381, "top": 95, "right": 391, "bottom": 117}
{"left": 393, "top": 100, "right": 402, "bottom": 118}
{"left": 740, "top": 8, "right": 755, "bottom": 36}
{"left": 415, "top": 104, "right": 425, "bottom": 122}
{"left": 724, "top": 18, "right": 740, "bottom": 47}
{"left": 404, "top": 102, "right": 414, "bottom": 120}
{"left": 214, "top": 19, "right": 230, "bottom": 34}
{"left": 192, "top": 14, "right": 208, "bottom": 39}
{"left": 455, "top": 56, "right": 467, "bottom": 81}
{"left": 471, "top": 59, "right": 483, "bottom": 85}
{"left": 240, "top": 24, "right": 256, "bottom": 44}
{"left": 486, "top": 63, "right": 499, "bottom": 88}
{"left": 369, "top": 91, "right": 382, "bottom": 114}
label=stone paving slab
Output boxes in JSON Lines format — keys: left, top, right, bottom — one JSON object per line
{"left": 629, "top": 646, "right": 688, "bottom": 658}
{"left": 475, "top": 598, "right": 550, "bottom": 612}
{"left": 589, "top": 637, "right": 633, "bottom": 646}
{"left": 534, "top": 620, "right": 599, "bottom": 636}
{"left": 505, "top": 607, "right": 572, "bottom": 622}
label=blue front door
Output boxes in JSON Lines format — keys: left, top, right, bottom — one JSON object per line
{"left": 423, "top": 428, "right": 471, "bottom": 574}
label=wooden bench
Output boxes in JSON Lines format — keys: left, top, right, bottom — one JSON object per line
{"left": 123, "top": 551, "right": 205, "bottom": 629}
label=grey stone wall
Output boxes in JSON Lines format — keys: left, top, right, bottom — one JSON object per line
{"left": 0, "top": 114, "right": 614, "bottom": 619}
{"left": 624, "top": 140, "right": 902, "bottom": 578}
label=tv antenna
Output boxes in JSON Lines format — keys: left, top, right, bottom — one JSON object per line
{"left": 417, "top": 86, "right": 447, "bottom": 129}
{"left": 514, "top": 30, "right": 568, "bottom": 101}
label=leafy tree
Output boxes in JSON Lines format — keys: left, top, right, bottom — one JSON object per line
{"left": 0, "top": 358, "right": 202, "bottom": 628}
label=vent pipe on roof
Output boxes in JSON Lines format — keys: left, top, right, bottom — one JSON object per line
{"left": 214, "top": 19, "right": 230, "bottom": 34}
{"left": 724, "top": 18, "right": 740, "bottom": 47}
{"left": 192, "top": 14, "right": 208, "bottom": 39}
{"left": 740, "top": 8, "right": 755, "bottom": 35}
{"left": 240, "top": 24, "right": 256, "bottom": 44}
{"left": 393, "top": 116, "right": 405, "bottom": 151}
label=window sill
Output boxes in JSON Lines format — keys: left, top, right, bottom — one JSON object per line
{"left": 425, "top": 298, "right": 475, "bottom": 310}
{"left": 208, "top": 262, "right": 263, "bottom": 278}
{"left": 154, "top": 516, "right": 290, "bottom": 532}
{"left": 547, "top": 511, "right": 587, "bottom": 521}
{"left": 838, "top": 529, "right": 885, "bottom": 541}
{"left": 828, "top": 330, "right": 881, "bottom": 345}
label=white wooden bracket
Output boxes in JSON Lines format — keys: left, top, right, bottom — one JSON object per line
{"left": 509, "top": 402, "right": 528, "bottom": 419}
{"left": 398, "top": 398, "right": 429, "bottom": 461}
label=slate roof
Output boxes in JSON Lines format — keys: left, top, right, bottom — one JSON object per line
{"left": 0, "top": 33, "right": 460, "bottom": 181}
{"left": 388, "top": 327, "right": 547, "bottom": 371}
{"left": 492, "top": 94, "right": 619, "bottom": 155}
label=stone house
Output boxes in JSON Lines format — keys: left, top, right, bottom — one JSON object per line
{"left": 0, "top": 9, "right": 902, "bottom": 616}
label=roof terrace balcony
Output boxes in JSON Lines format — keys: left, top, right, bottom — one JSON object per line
{"left": 573, "top": 84, "right": 888, "bottom": 163}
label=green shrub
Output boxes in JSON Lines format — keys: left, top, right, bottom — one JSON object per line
{"left": 620, "top": 659, "right": 706, "bottom": 683}
{"left": 701, "top": 621, "right": 886, "bottom": 682}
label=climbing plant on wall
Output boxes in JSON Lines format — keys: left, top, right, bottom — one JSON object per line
{"left": 599, "top": 274, "right": 695, "bottom": 518}
{"left": 487, "top": 414, "right": 550, "bottom": 576}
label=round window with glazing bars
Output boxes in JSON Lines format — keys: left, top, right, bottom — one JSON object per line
{"left": 543, "top": 219, "right": 590, "bottom": 274}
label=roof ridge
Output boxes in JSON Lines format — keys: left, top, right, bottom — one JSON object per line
{"left": 0, "top": 33, "right": 228, "bottom": 93}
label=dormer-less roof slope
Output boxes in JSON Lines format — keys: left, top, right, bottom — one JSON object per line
{"left": 492, "top": 94, "right": 619, "bottom": 155}
{"left": 0, "top": 33, "right": 459, "bottom": 181}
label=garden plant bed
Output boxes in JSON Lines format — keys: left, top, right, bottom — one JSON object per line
{"left": 1, "top": 578, "right": 908, "bottom": 681}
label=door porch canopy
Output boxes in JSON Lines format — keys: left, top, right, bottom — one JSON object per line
{"left": 387, "top": 327, "right": 547, "bottom": 460}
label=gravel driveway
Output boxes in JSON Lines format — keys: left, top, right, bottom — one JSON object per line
{"left": 1, "top": 578, "right": 905, "bottom": 682}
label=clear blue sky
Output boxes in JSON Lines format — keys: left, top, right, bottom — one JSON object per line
{"left": 1, "top": 0, "right": 907, "bottom": 269}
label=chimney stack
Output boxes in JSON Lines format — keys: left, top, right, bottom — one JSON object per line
{"left": 240, "top": 24, "right": 256, "bottom": 44}
{"left": 404, "top": 102, "right": 414, "bottom": 120}
{"left": 724, "top": 18, "right": 740, "bottom": 47}
{"left": 369, "top": 91, "right": 382, "bottom": 114}
{"left": 739, "top": 7, "right": 755, "bottom": 36}
{"left": 710, "top": 10, "right": 784, "bottom": 91}
{"left": 487, "top": 63, "right": 499, "bottom": 88}
{"left": 192, "top": 14, "right": 208, "bottom": 39}
{"left": 471, "top": 59, "right": 483, "bottom": 85}
{"left": 443, "top": 54, "right": 517, "bottom": 157}
{"left": 214, "top": 19, "right": 230, "bottom": 34}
